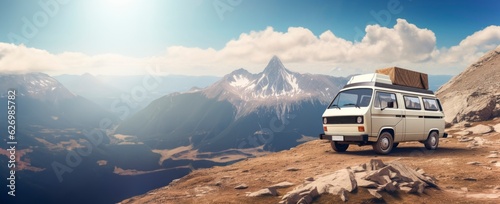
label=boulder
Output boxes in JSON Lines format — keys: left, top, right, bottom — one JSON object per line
{"left": 367, "top": 159, "right": 386, "bottom": 171}
{"left": 457, "top": 93, "right": 496, "bottom": 122}
{"left": 286, "top": 167, "right": 300, "bottom": 172}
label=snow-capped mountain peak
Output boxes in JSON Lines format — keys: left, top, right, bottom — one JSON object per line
{"left": 203, "top": 56, "right": 348, "bottom": 118}
{"left": 0, "top": 72, "right": 76, "bottom": 101}
{"left": 262, "top": 55, "right": 288, "bottom": 75}
{"left": 253, "top": 56, "right": 301, "bottom": 98}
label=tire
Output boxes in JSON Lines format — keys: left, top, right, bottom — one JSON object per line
{"left": 331, "top": 141, "right": 349, "bottom": 152}
{"left": 393, "top": 142, "right": 399, "bottom": 148}
{"left": 373, "top": 131, "right": 394, "bottom": 155}
{"left": 424, "top": 131, "right": 439, "bottom": 150}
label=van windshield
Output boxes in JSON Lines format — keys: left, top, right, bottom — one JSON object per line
{"left": 329, "top": 88, "right": 373, "bottom": 109}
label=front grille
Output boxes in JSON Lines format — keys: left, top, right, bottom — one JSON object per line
{"left": 324, "top": 116, "right": 359, "bottom": 124}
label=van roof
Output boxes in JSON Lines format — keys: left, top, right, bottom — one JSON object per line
{"left": 344, "top": 73, "right": 434, "bottom": 95}
{"left": 347, "top": 73, "right": 392, "bottom": 85}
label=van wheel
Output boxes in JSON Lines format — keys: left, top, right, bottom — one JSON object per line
{"left": 424, "top": 131, "right": 439, "bottom": 150}
{"left": 373, "top": 132, "right": 394, "bottom": 155}
{"left": 331, "top": 141, "right": 349, "bottom": 152}
{"left": 393, "top": 143, "right": 399, "bottom": 148}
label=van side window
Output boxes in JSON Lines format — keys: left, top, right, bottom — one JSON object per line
{"left": 403, "top": 96, "right": 421, "bottom": 110}
{"left": 374, "top": 92, "right": 398, "bottom": 108}
{"left": 436, "top": 99, "right": 444, "bottom": 111}
{"left": 423, "top": 98, "right": 439, "bottom": 111}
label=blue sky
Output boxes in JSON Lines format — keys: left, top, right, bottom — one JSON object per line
{"left": 0, "top": 0, "right": 499, "bottom": 76}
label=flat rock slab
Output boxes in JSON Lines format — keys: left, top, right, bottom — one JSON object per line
{"left": 269, "top": 182, "right": 295, "bottom": 189}
{"left": 494, "top": 123, "right": 500, "bottom": 133}
{"left": 454, "top": 131, "right": 471, "bottom": 136}
{"left": 247, "top": 188, "right": 278, "bottom": 197}
{"left": 305, "top": 177, "right": 314, "bottom": 181}
{"left": 459, "top": 137, "right": 474, "bottom": 142}
{"left": 280, "top": 169, "right": 356, "bottom": 203}
{"left": 286, "top": 167, "right": 300, "bottom": 171}
{"left": 467, "top": 161, "right": 481, "bottom": 165}
{"left": 277, "top": 159, "right": 438, "bottom": 203}
{"left": 487, "top": 154, "right": 499, "bottom": 158}
{"left": 467, "top": 124, "right": 493, "bottom": 134}
{"left": 234, "top": 184, "right": 248, "bottom": 189}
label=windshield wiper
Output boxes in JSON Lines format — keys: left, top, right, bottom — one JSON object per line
{"left": 330, "top": 104, "right": 341, "bottom": 110}
{"left": 344, "top": 103, "right": 360, "bottom": 109}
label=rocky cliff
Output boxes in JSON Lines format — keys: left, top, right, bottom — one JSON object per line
{"left": 437, "top": 46, "right": 500, "bottom": 124}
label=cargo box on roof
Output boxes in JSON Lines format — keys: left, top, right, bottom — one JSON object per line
{"left": 376, "top": 67, "right": 429, "bottom": 90}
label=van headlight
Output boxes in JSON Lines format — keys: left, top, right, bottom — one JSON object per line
{"left": 323, "top": 117, "right": 327, "bottom": 124}
{"left": 356, "top": 116, "right": 363, "bottom": 124}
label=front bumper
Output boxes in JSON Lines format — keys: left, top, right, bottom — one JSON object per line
{"left": 319, "top": 134, "right": 369, "bottom": 142}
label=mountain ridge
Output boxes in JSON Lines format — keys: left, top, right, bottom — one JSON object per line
{"left": 437, "top": 46, "right": 500, "bottom": 123}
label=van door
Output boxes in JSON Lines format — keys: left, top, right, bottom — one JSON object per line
{"left": 423, "top": 98, "right": 443, "bottom": 136}
{"left": 403, "top": 96, "right": 425, "bottom": 141}
{"left": 371, "top": 91, "right": 404, "bottom": 142}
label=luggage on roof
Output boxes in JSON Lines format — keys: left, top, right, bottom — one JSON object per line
{"left": 376, "top": 67, "right": 429, "bottom": 90}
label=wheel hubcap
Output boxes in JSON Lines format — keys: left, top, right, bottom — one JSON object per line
{"left": 431, "top": 136, "right": 437, "bottom": 146}
{"left": 381, "top": 137, "right": 389, "bottom": 150}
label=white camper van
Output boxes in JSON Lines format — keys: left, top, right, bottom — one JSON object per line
{"left": 319, "top": 67, "right": 447, "bottom": 154}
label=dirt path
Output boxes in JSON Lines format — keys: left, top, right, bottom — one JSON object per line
{"left": 121, "top": 120, "right": 500, "bottom": 204}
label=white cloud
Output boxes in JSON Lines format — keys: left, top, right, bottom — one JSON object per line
{"left": 1, "top": 19, "right": 499, "bottom": 77}
{"left": 0, "top": 43, "right": 150, "bottom": 76}
{"left": 438, "top": 25, "right": 500, "bottom": 65}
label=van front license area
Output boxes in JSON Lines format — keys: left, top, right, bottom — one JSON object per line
{"left": 331, "top": 136, "right": 344, "bottom": 141}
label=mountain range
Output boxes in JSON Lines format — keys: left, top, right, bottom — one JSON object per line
{"left": 116, "top": 56, "right": 348, "bottom": 152}
{"left": 0, "top": 73, "right": 117, "bottom": 130}
{"left": 54, "top": 73, "right": 219, "bottom": 114}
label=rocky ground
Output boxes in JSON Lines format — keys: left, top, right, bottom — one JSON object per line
{"left": 121, "top": 118, "right": 500, "bottom": 204}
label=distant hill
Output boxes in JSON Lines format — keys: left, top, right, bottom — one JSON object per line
{"left": 437, "top": 46, "right": 500, "bottom": 123}
{"left": 55, "top": 74, "right": 219, "bottom": 115}
{"left": 0, "top": 72, "right": 117, "bottom": 129}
